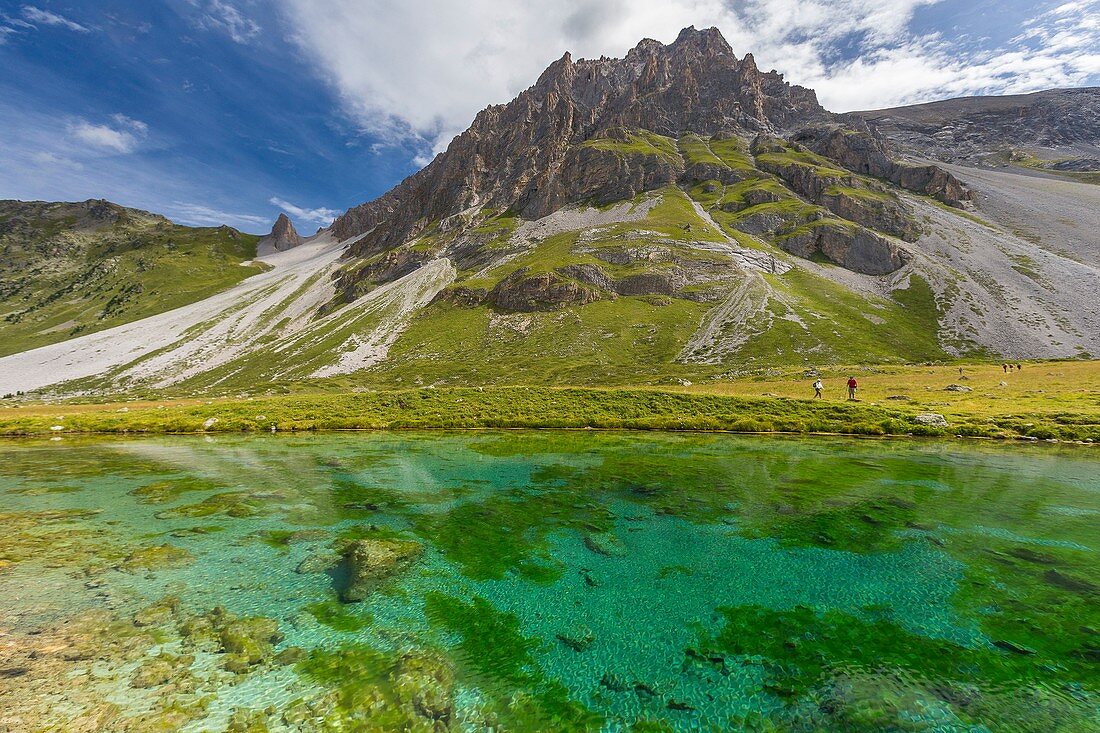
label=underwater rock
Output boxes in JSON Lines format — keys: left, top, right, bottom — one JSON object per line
{"left": 600, "top": 671, "right": 631, "bottom": 692}
{"left": 1007, "top": 547, "right": 1059, "bottom": 565}
{"left": 275, "top": 646, "right": 307, "bottom": 665}
{"left": 993, "top": 639, "right": 1036, "bottom": 655}
{"left": 392, "top": 649, "right": 456, "bottom": 726}
{"left": 133, "top": 595, "right": 182, "bottom": 627}
{"left": 131, "top": 653, "right": 194, "bottom": 688}
{"left": 340, "top": 538, "right": 423, "bottom": 603}
{"left": 556, "top": 625, "right": 596, "bottom": 652}
{"left": 295, "top": 551, "right": 342, "bottom": 574}
{"left": 583, "top": 533, "right": 628, "bottom": 557}
{"left": 117, "top": 544, "right": 194, "bottom": 572}
{"left": 1043, "top": 569, "right": 1098, "bottom": 595}
{"left": 178, "top": 606, "right": 284, "bottom": 672}
{"left": 219, "top": 615, "right": 284, "bottom": 667}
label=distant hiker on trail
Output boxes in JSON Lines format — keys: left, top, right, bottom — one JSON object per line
{"left": 1016, "top": 363, "right": 1022, "bottom": 371}
{"left": 847, "top": 376, "right": 858, "bottom": 401}
{"left": 1003, "top": 363, "right": 1008, "bottom": 373}
{"left": 959, "top": 367, "right": 965, "bottom": 378}
{"left": 813, "top": 379, "right": 823, "bottom": 399}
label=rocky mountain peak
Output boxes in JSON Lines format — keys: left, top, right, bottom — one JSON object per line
{"left": 257, "top": 212, "right": 303, "bottom": 255}
{"left": 330, "top": 26, "right": 837, "bottom": 250}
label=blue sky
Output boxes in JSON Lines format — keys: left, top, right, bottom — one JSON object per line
{"left": 1, "top": 1, "right": 1097, "bottom": 234}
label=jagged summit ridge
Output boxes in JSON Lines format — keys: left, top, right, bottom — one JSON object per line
{"left": 330, "top": 26, "right": 829, "bottom": 250}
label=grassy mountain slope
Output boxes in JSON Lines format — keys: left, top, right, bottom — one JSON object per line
{"left": 0, "top": 200, "right": 263, "bottom": 357}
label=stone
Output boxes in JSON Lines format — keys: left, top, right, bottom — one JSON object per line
{"left": 944, "top": 384, "right": 973, "bottom": 392}
{"left": 295, "top": 551, "right": 342, "bottom": 574}
{"left": 912, "top": 413, "right": 949, "bottom": 428}
{"left": 118, "top": 544, "right": 193, "bottom": 572}
{"left": 556, "top": 624, "right": 596, "bottom": 652}
{"left": 391, "top": 649, "right": 455, "bottom": 725}
{"left": 993, "top": 639, "right": 1036, "bottom": 655}
{"left": 583, "top": 533, "right": 628, "bottom": 557}
{"left": 133, "top": 595, "right": 182, "bottom": 627}
{"left": 340, "top": 538, "right": 423, "bottom": 602}
{"left": 131, "top": 653, "right": 193, "bottom": 688}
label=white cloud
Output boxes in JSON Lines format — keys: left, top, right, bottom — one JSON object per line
{"left": 269, "top": 197, "right": 340, "bottom": 225}
{"left": 278, "top": 0, "right": 1100, "bottom": 159}
{"left": 168, "top": 202, "right": 271, "bottom": 228}
{"left": 195, "top": 0, "right": 261, "bottom": 44}
{"left": 68, "top": 114, "right": 149, "bottom": 154}
{"left": 32, "top": 151, "right": 84, "bottom": 171}
{"left": 22, "top": 5, "right": 90, "bottom": 32}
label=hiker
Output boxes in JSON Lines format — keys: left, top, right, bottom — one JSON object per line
{"left": 1002, "top": 363, "right": 1008, "bottom": 373}
{"left": 1016, "top": 363, "right": 1022, "bottom": 371}
{"left": 959, "top": 366, "right": 965, "bottom": 378}
{"left": 847, "top": 376, "right": 858, "bottom": 401}
{"left": 813, "top": 378, "right": 823, "bottom": 399}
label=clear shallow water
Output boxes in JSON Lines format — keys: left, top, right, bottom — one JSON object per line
{"left": 0, "top": 432, "right": 1098, "bottom": 732}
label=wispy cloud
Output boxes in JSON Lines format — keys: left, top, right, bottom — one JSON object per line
{"left": 168, "top": 202, "right": 271, "bottom": 228}
{"left": 194, "top": 0, "right": 261, "bottom": 44}
{"left": 68, "top": 114, "right": 149, "bottom": 154}
{"left": 269, "top": 197, "right": 340, "bottom": 225}
{"left": 22, "top": 5, "right": 90, "bottom": 33}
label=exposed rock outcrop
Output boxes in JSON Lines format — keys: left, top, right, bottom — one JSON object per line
{"left": 257, "top": 213, "right": 303, "bottom": 256}
{"left": 777, "top": 222, "right": 910, "bottom": 275}
{"left": 488, "top": 268, "right": 603, "bottom": 312}
{"left": 790, "top": 126, "right": 972, "bottom": 208}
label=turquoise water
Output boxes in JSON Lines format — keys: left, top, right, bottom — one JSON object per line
{"left": 0, "top": 432, "right": 1097, "bottom": 731}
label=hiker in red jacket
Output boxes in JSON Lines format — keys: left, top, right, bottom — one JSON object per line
{"left": 847, "top": 376, "right": 858, "bottom": 401}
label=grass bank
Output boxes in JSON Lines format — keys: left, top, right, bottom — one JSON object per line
{"left": 1, "top": 361, "right": 1098, "bottom": 441}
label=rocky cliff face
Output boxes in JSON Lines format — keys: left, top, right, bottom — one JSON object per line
{"left": 331, "top": 27, "right": 829, "bottom": 246}
{"left": 850, "top": 88, "right": 1100, "bottom": 165}
{"left": 329, "top": 26, "right": 969, "bottom": 282}
{"left": 257, "top": 213, "right": 303, "bottom": 255}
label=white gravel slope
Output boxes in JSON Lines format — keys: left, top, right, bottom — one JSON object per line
{"left": 0, "top": 233, "right": 351, "bottom": 394}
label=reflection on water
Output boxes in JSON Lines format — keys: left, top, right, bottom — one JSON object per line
{"left": 0, "top": 432, "right": 1097, "bottom": 732}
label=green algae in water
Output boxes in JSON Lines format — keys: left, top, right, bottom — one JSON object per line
{"left": 0, "top": 432, "right": 1098, "bottom": 732}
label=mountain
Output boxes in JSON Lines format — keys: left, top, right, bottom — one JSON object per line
{"left": 850, "top": 88, "right": 1100, "bottom": 169}
{"left": 257, "top": 213, "right": 303, "bottom": 256}
{"left": 0, "top": 199, "right": 262, "bottom": 358}
{"left": 0, "top": 27, "right": 1098, "bottom": 396}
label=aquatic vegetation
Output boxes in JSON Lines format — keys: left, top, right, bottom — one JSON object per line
{"left": 306, "top": 599, "right": 374, "bottom": 632}
{"left": 1, "top": 432, "right": 1097, "bottom": 731}
{"left": 425, "top": 592, "right": 603, "bottom": 730}
{"left": 412, "top": 486, "right": 615, "bottom": 580}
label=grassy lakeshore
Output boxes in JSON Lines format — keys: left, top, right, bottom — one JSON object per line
{"left": 1, "top": 360, "right": 1098, "bottom": 441}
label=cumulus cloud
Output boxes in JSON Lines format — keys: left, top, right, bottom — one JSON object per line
{"left": 21, "top": 5, "right": 90, "bottom": 32}
{"left": 68, "top": 114, "right": 148, "bottom": 154}
{"left": 278, "top": 0, "right": 1100, "bottom": 158}
{"left": 269, "top": 197, "right": 340, "bottom": 225}
{"left": 194, "top": 0, "right": 261, "bottom": 44}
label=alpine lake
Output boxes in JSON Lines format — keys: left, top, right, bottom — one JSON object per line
{"left": 1, "top": 431, "right": 1097, "bottom": 732}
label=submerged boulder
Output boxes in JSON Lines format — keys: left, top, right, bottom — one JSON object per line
{"left": 340, "top": 538, "right": 423, "bottom": 603}
{"left": 391, "top": 649, "right": 455, "bottom": 726}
